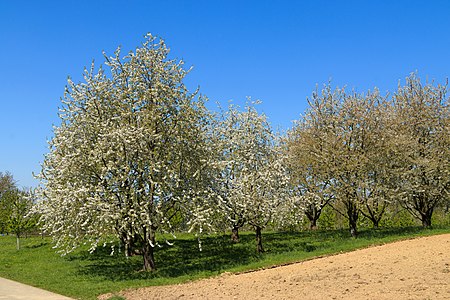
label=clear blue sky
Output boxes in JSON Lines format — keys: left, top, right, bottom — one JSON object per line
{"left": 1, "top": 0, "right": 450, "bottom": 188}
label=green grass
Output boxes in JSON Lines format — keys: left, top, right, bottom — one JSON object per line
{"left": 0, "top": 226, "right": 449, "bottom": 300}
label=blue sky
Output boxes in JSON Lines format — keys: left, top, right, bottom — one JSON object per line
{"left": 1, "top": 0, "right": 450, "bottom": 188}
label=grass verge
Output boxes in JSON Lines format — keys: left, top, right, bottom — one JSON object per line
{"left": 0, "top": 226, "right": 449, "bottom": 300}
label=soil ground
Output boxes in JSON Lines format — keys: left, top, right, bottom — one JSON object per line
{"left": 104, "top": 234, "right": 450, "bottom": 300}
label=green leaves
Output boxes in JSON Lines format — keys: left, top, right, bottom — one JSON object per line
{"left": 0, "top": 173, "right": 37, "bottom": 248}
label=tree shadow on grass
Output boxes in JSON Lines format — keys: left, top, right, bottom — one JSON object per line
{"left": 70, "top": 233, "right": 259, "bottom": 282}
{"left": 25, "top": 241, "right": 49, "bottom": 249}
{"left": 71, "top": 229, "right": 354, "bottom": 282}
{"left": 69, "top": 226, "right": 429, "bottom": 282}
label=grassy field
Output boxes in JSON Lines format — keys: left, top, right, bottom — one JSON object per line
{"left": 0, "top": 226, "right": 449, "bottom": 300}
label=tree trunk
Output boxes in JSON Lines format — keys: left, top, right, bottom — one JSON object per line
{"left": 362, "top": 199, "right": 387, "bottom": 229}
{"left": 349, "top": 218, "right": 358, "bottom": 238}
{"left": 421, "top": 211, "right": 433, "bottom": 228}
{"left": 372, "top": 220, "right": 379, "bottom": 229}
{"left": 16, "top": 236, "right": 20, "bottom": 250}
{"left": 231, "top": 225, "right": 240, "bottom": 243}
{"left": 125, "top": 243, "right": 132, "bottom": 257}
{"left": 309, "top": 218, "right": 318, "bottom": 230}
{"left": 305, "top": 204, "right": 321, "bottom": 230}
{"left": 142, "top": 229, "right": 157, "bottom": 271}
{"left": 346, "top": 200, "right": 359, "bottom": 238}
{"left": 142, "top": 242, "right": 156, "bottom": 271}
{"left": 370, "top": 217, "right": 379, "bottom": 229}
{"left": 255, "top": 226, "right": 264, "bottom": 253}
{"left": 120, "top": 232, "right": 134, "bottom": 257}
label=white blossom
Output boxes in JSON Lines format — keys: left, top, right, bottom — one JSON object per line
{"left": 35, "top": 34, "right": 214, "bottom": 271}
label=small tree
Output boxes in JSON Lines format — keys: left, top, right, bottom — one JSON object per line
{"left": 0, "top": 193, "right": 13, "bottom": 235}
{"left": 0, "top": 171, "right": 16, "bottom": 234}
{"left": 4, "top": 189, "right": 37, "bottom": 250}
{"left": 36, "top": 34, "right": 213, "bottom": 271}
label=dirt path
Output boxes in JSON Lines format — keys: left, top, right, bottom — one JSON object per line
{"left": 109, "top": 234, "right": 450, "bottom": 300}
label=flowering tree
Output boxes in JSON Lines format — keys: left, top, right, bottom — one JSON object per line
{"left": 287, "top": 86, "right": 393, "bottom": 235}
{"left": 36, "top": 34, "right": 213, "bottom": 271}
{"left": 285, "top": 86, "right": 342, "bottom": 230}
{"left": 333, "top": 90, "right": 393, "bottom": 235}
{"left": 351, "top": 93, "right": 394, "bottom": 229}
{"left": 390, "top": 74, "right": 450, "bottom": 227}
{"left": 216, "top": 102, "right": 288, "bottom": 252}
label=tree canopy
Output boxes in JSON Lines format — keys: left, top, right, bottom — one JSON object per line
{"left": 33, "top": 33, "right": 449, "bottom": 271}
{"left": 36, "top": 34, "right": 214, "bottom": 271}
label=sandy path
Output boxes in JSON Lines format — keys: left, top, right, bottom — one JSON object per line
{"left": 112, "top": 234, "right": 450, "bottom": 300}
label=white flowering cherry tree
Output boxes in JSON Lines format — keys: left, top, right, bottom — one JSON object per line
{"left": 216, "top": 102, "right": 288, "bottom": 252}
{"left": 36, "top": 35, "right": 213, "bottom": 271}
{"left": 390, "top": 74, "right": 450, "bottom": 227}
{"left": 285, "top": 86, "right": 342, "bottom": 230}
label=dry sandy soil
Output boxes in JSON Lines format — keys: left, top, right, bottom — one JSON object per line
{"left": 103, "top": 234, "right": 450, "bottom": 300}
